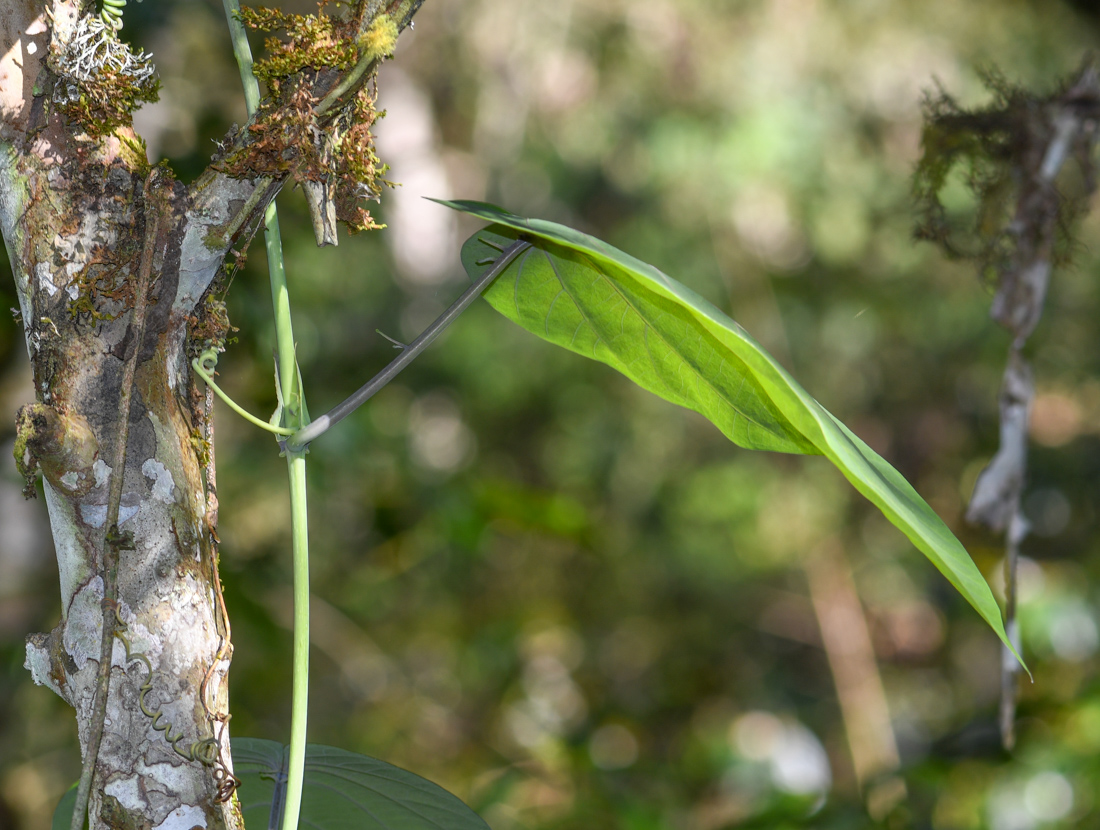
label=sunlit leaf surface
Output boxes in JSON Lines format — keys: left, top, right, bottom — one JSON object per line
{"left": 441, "top": 199, "right": 1020, "bottom": 666}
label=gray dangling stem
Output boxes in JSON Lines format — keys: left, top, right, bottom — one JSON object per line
{"left": 284, "top": 238, "right": 531, "bottom": 451}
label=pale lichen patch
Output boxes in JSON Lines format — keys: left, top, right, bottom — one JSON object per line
{"left": 94, "top": 458, "right": 112, "bottom": 488}
{"left": 142, "top": 458, "right": 176, "bottom": 504}
{"left": 121, "top": 613, "right": 160, "bottom": 665}
{"left": 23, "top": 633, "right": 64, "bottom": 696}
{"left": 79, "top": 496, "right": 140, "bottom": 528}
{"left": 63, "top": 576, "right": 104, "bottom": 669}
{"left": 36, "top": 261, "right": 57, "bottom": 296}
{"left": 153, "top": 804, "right": 207, "bottom": 830}
{"left": 43, "top": 482, "right": 94, "bottom": 602}
{"left": 137, "top": 759, "right": 201, "bottom": 801}
{"left": 103, "top": 774, "right": 145, "bottom": 813}
{"left": 174, "top": 177, "right": 251, "bottom": 316}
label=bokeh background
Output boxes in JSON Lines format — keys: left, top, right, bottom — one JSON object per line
{"left": 3, "top": 0, "right": 1100, "bottom": 827}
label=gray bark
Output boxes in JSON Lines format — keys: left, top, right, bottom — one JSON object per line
{"left": 3, "top": 0, "right": 419, "bottom": 820}
{"left": 0, "top": 1, "right": 360, "bottom": 827}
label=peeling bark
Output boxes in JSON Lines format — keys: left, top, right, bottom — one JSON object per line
{"left": 0, "top": 0, "right": 420, "bottom": 827}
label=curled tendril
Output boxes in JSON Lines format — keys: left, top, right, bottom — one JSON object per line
{"left": 99, "top": 0, "right": 126, "bottom": 30}
{"left": 99, "top": 0, "right": 145, "bottom": 32}
{"left": 107, "top": 601, "right": 241, "bottom": 801}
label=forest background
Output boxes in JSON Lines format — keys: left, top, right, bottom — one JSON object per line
{"left": 2, "top": 0, "right": 1100, "bottom": 828}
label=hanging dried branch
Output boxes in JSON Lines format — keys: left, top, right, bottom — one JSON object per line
{"left": 915, "top": 58, "right": 1100, "bottom": 749}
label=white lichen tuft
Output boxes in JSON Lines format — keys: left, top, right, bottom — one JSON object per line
{"left": 53, "top": 15, "right": 155, "bottom": 86}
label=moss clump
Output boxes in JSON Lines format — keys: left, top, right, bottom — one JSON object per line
{"left": 224, "top": 1, "right": 401, "bottom": 233}
{"left": 203, "top": 227, "right": 228, "bottom": 252}
{"left": 12, "top": 407, "right": 38, "bottom": 497}
{"left": 68, "top": 263, "right": 129, "bottom": 325}
{"left": 187, "top": 292, "right": 235, "bottom": 358}
{"left": 913, "top": 64, "right": 1097, "bottom": 284}
{"left": 239, "top": 4, "right": 360, "bottom": 95}
{"left": 359, "top": 16, "right": 398, "bottom": 63}
{"left": 116, "top": 131, "right": 151, "bottom": 174}
{"left": 190, "top": 429, "right": 212, "bottom": 470}
{"left": 327, "top": 83, "right": 390, "bottom": 233}
{"left": 53, "top": 72, "right": 160, "bottom": 139}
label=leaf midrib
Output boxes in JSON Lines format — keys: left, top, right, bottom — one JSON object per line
{"left": 528, "top": 245, "right": 793, "bottom": 447}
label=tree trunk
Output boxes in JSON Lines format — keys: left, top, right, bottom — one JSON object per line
{"left": 1, "top": 1, "right": 416, "bottom": 826}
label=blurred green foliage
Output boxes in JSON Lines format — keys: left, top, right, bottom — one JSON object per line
{"left": 3, "top": 0, "right": 1100, "bottom": 828}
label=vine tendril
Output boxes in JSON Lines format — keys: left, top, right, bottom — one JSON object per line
{"left": 192, "top": 348, "right": 296, "bottom": 436}
{"left": 108, "top": 601, "right": 241, "bottom": 802}
{"left": 99, "top": 0, "right": 143, "bottom": 33}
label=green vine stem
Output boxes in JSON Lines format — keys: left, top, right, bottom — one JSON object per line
{"left": 220, "top": 3, "right": 311, "bottom": 829}
{"left": 283, "top": 448, "right": 310, "bottom": 830}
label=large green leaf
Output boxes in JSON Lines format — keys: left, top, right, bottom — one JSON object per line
{"left": 438, "top": 199, "right": 1022, "bottom": 667}
{"left": 51, "top": 784, "right": 81, "bottom": 830}
{"left": 233, "top": 737, "right": 489, "bottom": 830}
